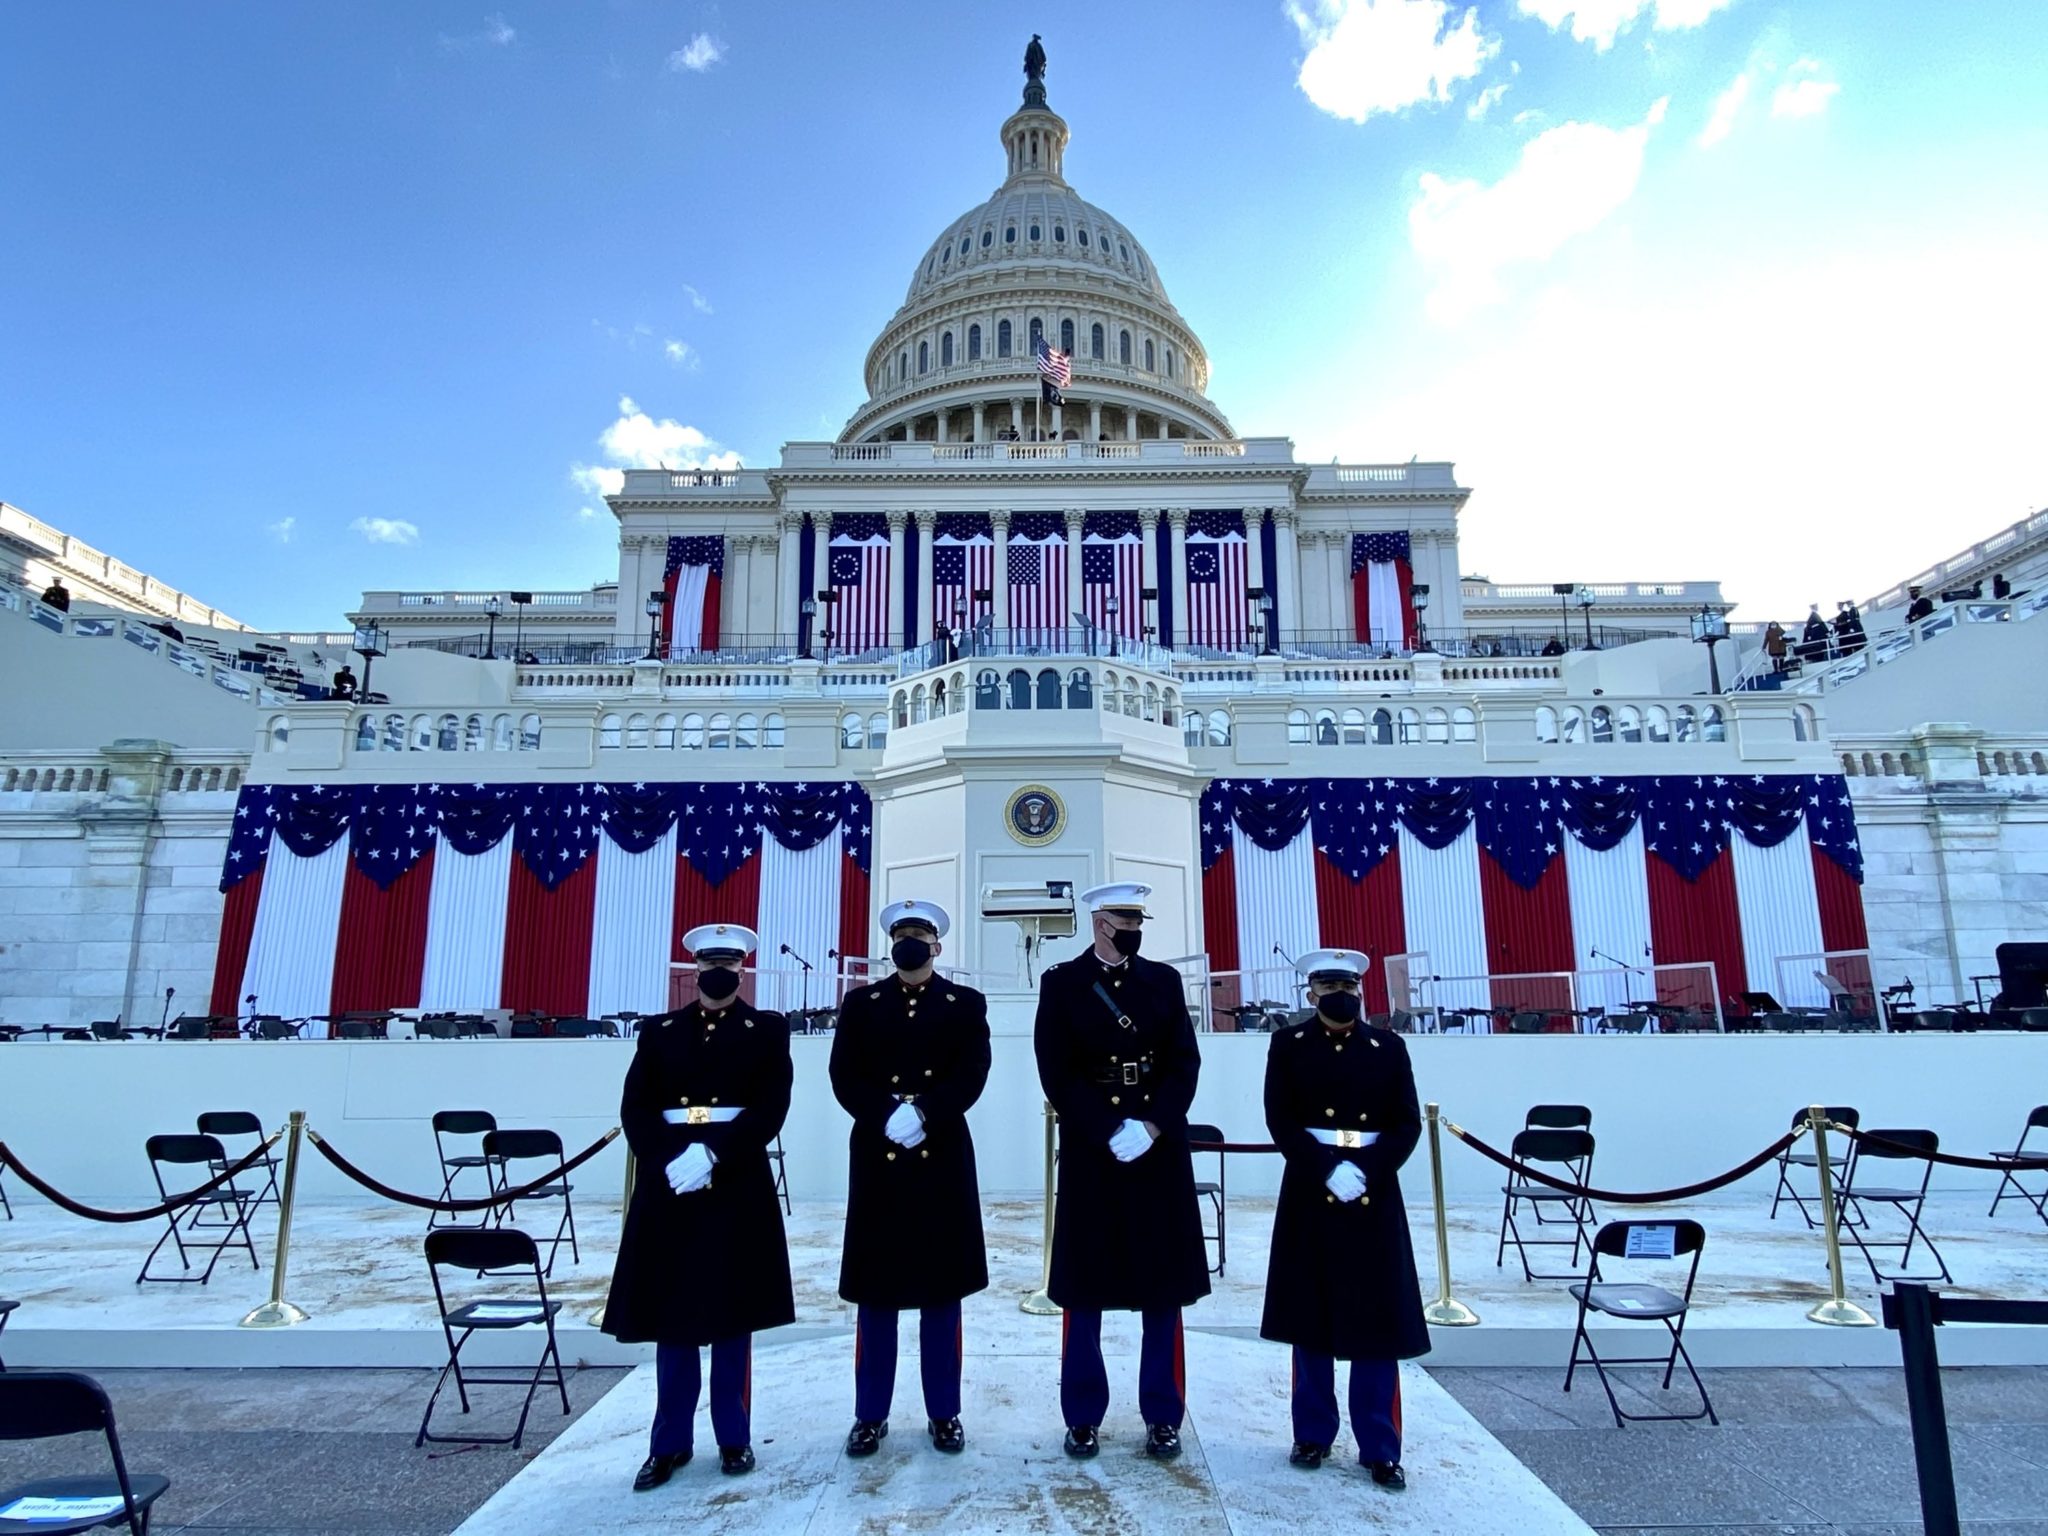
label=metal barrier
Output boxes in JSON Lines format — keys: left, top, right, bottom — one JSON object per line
{"left": 1387, "top": 961, "right": 1723, "bottom": 1032}
{"left": 1773, "top": 949, "right": 1887, "bottom": 1027}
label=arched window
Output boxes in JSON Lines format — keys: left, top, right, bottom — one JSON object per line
{"left": 1060, "top": 318, "right": 1075, "bottom": 355}
{"left": 599, "top": 713, "right": 623, "bottom": 749}
{"left": 519, "top": 713, "right": 542, "bottom": 750}
{"left": 354, "top": 715, "right": 377, "bottom": 751}
{"left": 1561, "top": 708, "right": 1587, "bottom": 745}
{"left": 1162, "top": 688, "right": 1178, "bottom": 728}
{"left": 1008, "top": 668, "right": 1032, "bottom": 709}
{"left": 1184, "top": 710, "right": 1207, "bottom": 748}
{"left": 1066, "top": 668, "right": 1093, "bottom": 708}
{"left": 911, "top": 687, "right": 929, "bottom": 725}
{"left": 1144, "top": 339, "right": 1156, "bottom": 371}
{"left": 981, "top": 228, "right": 993, "bottom": 248}
{"left": 1645, "top": 705, "right": 1670, "bottom": 743}
{"left": 968, "top": 324, "right": 982, "bottom": 361}
{"left": 867, "top": 712, "right": 888, "bottom": 748}
{"left": 1397, "top": 707, "right": 1422, "bottom": 745}
{"left": 1288, "top": 709, "right": 1312, "bottom": 745}
{"left": 1005, "top": 225, "right": 1017, "bottom": 244}
{"left": 1674, "top": 705, "right": 1698, "bottom": 743}
{"left": 1341, "top": 708, "right": 1367, "bottom": 745}
{"left": 1164, "top": 347, "right": 1176, "bottom": 378}
{"left": 976, "top": 670, "right": 1002, "bottom": 709}
{"left": 1090, "top": 322, "right": 1105, "bottom": 360}
{"left": 893, "top": 691, "right": 909, "bottom": 729}
{"left": 383, "top": 713, "right": 405, "bottom": 751}
{"left": 679, "top": 712, "right": 705, "bottom": 749}
{"left": 1142, "top": 683, "right": 1159, "bottom": 721}
{"left": 1703, "top": 705, "right": 1727, "bottom": 743}
{"left": 1424, "top": 707, "right": 1450, "bottom": 745}
{"left": 411, "top": 715, "right": 434, "bottom": 751}
{"left": 941, "top": 332, "right": 954, "bottom": 367}
{"left": 492, "top": 714, "right": 512, "bottom": 750}
{"left": 1037, "top": 668, "right": 1062, "bottom": 708}
{"left": 1119, "top": 329, "right": 1132, "bottom": 364}
{"left": 951, "top": 671, "right": 968, "bottom": 714}
{"left": 918, "top": 340, "right": 929, "bottom": 374}
{"left": 899, "top": 350, "right": 908, "bottom": 381}
{"left": 266, "top": 715, "right": 290, "bottom": 752}
{"left": 1535, "top": 706, "right": 1560, "bottom": 744}
{"left": 1371, "top": 708, "right": 1394, "bottom": 746}
{"left": 1119, "top": 241, "right": 1130, "bottom": 262}
{"left": 1618, "top": 706, "right": 1643, "bottom": 744}
{"left": 1053, "top": 223, "right": 1066, "bottom": 243}
{"left": 1029, "top": 222, "right": 1041, "bottom": 241}
{"left": 734, "top": 712, "right": 758, "bottom": 749}
{"left": 843, "top": 712, "right": 864, "bottom": 748}
{"left": 1029, "top": 317, "right": 1044, "bottom": 351}
{"left": 1590, "top": 706, "right": 1614, "bottom": 744}
{"left": 463, "top": 713, "right": 483, "bottom": 752}
{"left": 622, "top": 713, "right": 647, "bottom": 748}
{"left": 997, "top": 320, "right": 1013, "bottom": 358}
{"left": 707, "top": 712, "right": 732, "bottom": 749}
{"left": 1452, "top": 706, "right": 1477, "bottom": 743}
{"left": 654, "top": 713, "right": 677, "bottom": 749}
{"left": 1078, "top": 228, "right": 1090, "bottom": 247}
{"left": 960, "top": 235, "right": 970, "bottom": 255}
{"left": 1207, "top": 711, "right": 1232, "bottom": 746}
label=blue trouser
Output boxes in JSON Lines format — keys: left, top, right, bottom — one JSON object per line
{"left": 651, "top": 1337, "right": 751, "bottom": 1455}
{"left": 1060, "top": 1308, "right": 1185, "bottom": 1428}
{"left": 853, "top": 1301, "right": 963, "bottom": 1422}
{"left": 1291, "top": 1350, "right": 1401, "bottom": 1462}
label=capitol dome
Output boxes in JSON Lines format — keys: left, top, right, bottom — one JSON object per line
{"left": 841, "top": 53, "right": 1232, "bottom": 445}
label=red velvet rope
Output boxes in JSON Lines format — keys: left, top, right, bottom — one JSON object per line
{"left": 1833, "top": 1123, "right": 2048, "bottom": 1173}
{"left": 306, "top": 1126, "right": 621, "bottom": 1212}
{"left": 0, "top": 1132, "right": 283, "bottom": 1224}
{"left": 1447, "top": 1122, "right": 1803, "bottom": 1204}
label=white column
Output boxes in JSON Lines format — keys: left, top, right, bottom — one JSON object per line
{"left": 777, "top": 515, "right": 802, "bottom": 639}
{"left": 1052, "top": 402, "right": 1064, "bottom": 438}
{"left": 1167, "top": 508, "right": 1189, "bottom": 646}
{"left": 1246, "top": 507, "right": 1267, "bottom": 594}
{"left": 1328, "top": 531, "right": 1351, "bottom": 640}
{"left": 1125, "top": 405, "right": 1138, "bottom": 442}
{"left": 934, "top": 411, "right": 948, "bottom": 444}
{"left": 885, "top": 511, "right": 908, "bottom": 649}
{"left": 1088, "top": 401, "right": 1102, "bottom": 440}
{"left": 1299, "top": 531, "right": 1328, "bottom": 634}
{"left": 811, "top": 517, "right": 831, "bottom": 650}
{"left": 1010, "top": 399, "right": 1023, "bottom": 436}
{"left": 991, "top": 510, "right": 1011, "bottom": 630}
{"left": 1064, "top": 507, "right": 1085, "bottom": 624}
{"left": 1275, "top": 511, "right": 1301, "bottom": 641}
{"left": 1157, "top": 415, "right": 1170, "bottom": 440}
{"left": 914, "top": 511, "right": 937, "bottom": 643}
{"left": 723, "top": 535, "right": 745, "bottom": 641}
{"left": 972, "top": 403, "right": 986, "bottom": 442}
{"left": 1138, "top": 508, "right": 1161, "bottom": 642}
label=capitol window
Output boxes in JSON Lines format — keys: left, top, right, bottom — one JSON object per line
{"left": 1066, "top": 668, "right": 1092, "bottom": 707}
{"left": 899, "top": 350, "right": 908, "bottom": 380}
{"left": 981, "top": 229, "right": 992, "bottom": 248}
{"left": 1287, "top": 709, "right": 1311, "bottom": 745}
{"left": 1207, "top": 712, "right": 1233, "bottom": 746}
{"left": 867, "top": 712, "right": 887, "bottom": 747}
{"left": 1053, "top": 224, "right": 1065, "bottom": 243}
{"left": 842, "top": 712, "right": 864, "bottom": 748}
{"left": 354, "top": 716, "right": 376, "bottom": 751}
{"left": 1029, "top": 317, "right": 1044, "bottom": 349}
{"left": 734, "top": 712, "right": 757, "bottom": 748}
{"left": 1184, "top": 710, "right": 1207, "bottom": 748}
{"left": 968, "top": 324, "right": 982, "bottom": 360}
{"left": 1118, "top": 242, "right": 1129, "bottom": 262}
{"left": 599, "top": 713, "right": 623, "bottom": 749}
{"left": 518, "top": 713, "right": 541, "bottom": 751}
{"left": 1008, "top": 669, "right": 1032, "bottom": 709}
{"left": 1341, "top": 708, "right": 1365, "bottom": 745}
{"left": 960, "top": 236, "right": 971, "bottom": 255}
{"left": 679, "top": 713, "right": 705, "bottom": 749}
{"left": 941, "top": 244, "right": 950, "bottom": 265}
{"left": 463, "top": 714, "right": 483, "bottom": 751}
{"left": 1143, "top": 339, "right": 1156, "bottom": 371}
{"left": 1036, "top": 668, "right": 1062, "bottom": 708}
{"left": 1060, "top": 319, "right": 1075, "bottom": 354}
{"left": 654, "top": 713, "right": 677, "bottom": 749}
{"left": 411, "top": 715, "right": 434, "bottom": 751}
{"left": 763, "top": 712, "right": 785, "bottom": 748}
{"left": 1119, "top": 329, "right": 1132, "bottom": 364}
{"left": 493, "top": 714, "right": 512, "bottom": 750}
{"left": 941, "top": 332, "right": 954, "bottom": 366}
{"left": 707, "top": 713, "right": 732, "bottom": 749}
{"left": 1453, "top": 706, "right": 1477, "bottom": 743}
{"left": 997, "top": 320, "right": 1012, "bottom": 357}
{"left": 918, "top": 340, "right": 929, "bottom": 374}
{"left": 1091, "top": 323, "right": 1104, "bottom": 359}
{"left": 1164, "top": 347, "right": 1176, "bottom": 378}
{"left": 1029, "top": 223, "right": 1041, "bottom": 240}
{"left": 1006, "top": 225, "right": 1016, "bottom": 244}
{"left": 1077, "top": 228, "right": 1089, "bottom": 247}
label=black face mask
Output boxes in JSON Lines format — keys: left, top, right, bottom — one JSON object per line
{"left": 1108, "top": 927, "right": 1143, "bottom": 958}
{"left": 697, "top": 966, "right": 740, "bottom": 1001}
{"left": 1318, "top": 990, "right": 1362, "bottom": 1025}
{"left": 891, "top": 936, "right": 933, "bottom": 972}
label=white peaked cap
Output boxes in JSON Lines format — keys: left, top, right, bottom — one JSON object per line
{"left": 1296, "top": 947, "right": 1369, "bottom": 981}
{"left": 682, "top": 922, "right": 758, "bottom": 959}
{"left": 1079, "top": 881, "right": 1152, "bottom": 916}
{"left": 881, "top": 899, "right": 951, "bottom": 939}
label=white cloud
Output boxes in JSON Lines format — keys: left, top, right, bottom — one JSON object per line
{"left": 1515, "top": 0, "right": 1731, "bottom": 51}
{"left": 682, "top": 284, "right": 713, "bottom": 314}
{"left": 1467, "top": 81, "right": 1512, "bottom": 120}
{"left": 439, "top": 13, "right": 516, "bottom": 51}
{"left": 666, "top": 33, "right": 725, "bottom": 73}
{"left": 1773, "top": 60, "right": 1839, "bottom": 118}
{"left": 663, "top": 339, "right": 700, "bottom": 369}
{"left": 1697, "top": 70, "right": 1749, "bottom": 146}
{"left": 1287, "top": 0, "right": 1499, "bottom": 124}
{"left": 1409, "top": 97, "right": 1667, "bottom": 320}
{"left": 266, "top": 516, "right": 295, "bottom": 544}
{"left": 569, "top": 395, "right": 741, "bottom": 504}
{"left": 351, "top": 517, "right": 420, "bottom": 546}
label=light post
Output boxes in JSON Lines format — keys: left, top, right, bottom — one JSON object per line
{"left": 953, "top": 601, "right": 968, "bottom": 660}
{"left": 1552, "top": 582, "right": 1575, "bottom": 652}
{"left": 509, "top": 590, "right": 532, "bottom": 661}
{"left": 644, "top": 589, "right": 667, "bottom": 660}
{"left": 1104, "top": 592, "right": 1121, "bottom": 657}
{"left": 1691, "top": 605, "right": 1730, "bottom": 693}
{"left": 352, "top": 621, "right": 387, "bottom": 701}
{"left": 1578, "top": 584, "right": 1598, "bottom": 650}
{"left": 1245, "top": 587, "right": 1275, "bottom": 656}
{"left": 799, "top": 597, "right": 817, "bottom": 659}
{"left": 817, "top": 589, "right": 839, "bottom": 663}
{"left": 1410, "top": 582, "right": 1432, "bottom": 653}
{"left": 483, "top": 594, "right": 502, "bottom": 660}
{"left": 1140, "top": 586, "right": 1158, "bottom": 650}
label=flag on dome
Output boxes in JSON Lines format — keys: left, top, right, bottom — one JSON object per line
{"left": 1035, "top": 336, "right": 1069, "bottom": 404}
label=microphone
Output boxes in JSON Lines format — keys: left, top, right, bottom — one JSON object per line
{"left": 162, "top": 986, "right": 175, "bottom": 1031}
{"left": 780, "top": 944, "right": 814, "bottom": 972}
{"left": 1272, "top": 942, "right": 1296, "bottom": 967}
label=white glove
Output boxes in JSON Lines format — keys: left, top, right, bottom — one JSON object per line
{"left": 1108, "top": 1118, "right": 1155, "bottom": 1163}
{"left": 667, "top": 1143, "right": 714, "bottom": 1194}
{"left": 885, "top": 1100, "right": 927, "bottom": 1147}
{"left": 1325, "top": 1160, "right": 1368, "bottom": 1203}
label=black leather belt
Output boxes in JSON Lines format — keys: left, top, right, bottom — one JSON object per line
{"left": 1092, "top": 1054, "right": 1155, "bottom": 1086}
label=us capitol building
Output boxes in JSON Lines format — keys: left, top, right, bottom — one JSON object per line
{"left": 2, "top": 53, "right": 2045, "bottom": 1042}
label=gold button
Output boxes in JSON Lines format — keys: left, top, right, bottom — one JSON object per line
{"left": 924, "top": 1070, "right": 933, "bottom": 1078}
{"left": 1142, "top": 1093, "right": 1151, "bottom": 1102}
{"left": 920, "top": 1149, "right": 929, "bottom": 1159}
{"left": 1360, "top": 1196, "right": 1370, "bottom": 1208}
{"left": 1325, "top": 1109, "right": 1335, "bottom": 1119}
{"left": 680, "top": 1098, "right": 690, "bottom": 1107}
{"left": 705, "top": 1023, "right": 716, "bottom": 1032}
{"left": 1334, "top": 1043, "right": 1344, "bottom": 1053}
{"left": 710, "top": 1099, "right": 719, "bottom": 1106}
{"left": 1359, "top": 1114, "right": 1368, "bottom": 1123}
{"left": 1326, "top": 1194, "right": 1336, "bottom": 1204}
{"left": 886, "top": 1152, "right": 897, "bottom": 1162}
{"left": 891, "top": 1075, "right": 900, "bottom": 1084}
{"left": 1111, "top": 1096, "right": 1121, "bottom": 1106}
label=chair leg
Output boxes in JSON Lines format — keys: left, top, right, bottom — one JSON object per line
{"left": 563, "top": 1191, "right": 580, "bottom": 1265}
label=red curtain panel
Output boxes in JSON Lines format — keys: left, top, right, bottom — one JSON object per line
{"left": 329, "top": 849, "right": 435, "bottom": 1014}
{"left": 1810, "top": 845, "right": 1870, "bottom": 952}
{"left": 672, "top": 853, "right": 765, "bottom": 960}
{"left": 1313, "top": 847, "right": 1407, "bottom": 1016}
{"left": 838, "top": 850, "right": 872, "bottom": 973}
{"left": 1202, "top": 847, "right": 1239, "bottom": 976}
{"left": 1647, "top": 851, "right": 1748, "bottom": 1015}
{"left": 500, "top": 856, "right": 597, "bottom": 1016}
{"left": 208, "top": 866, "right": 265, "bottom": 1016}
{"left": 1479, "top": 848, "right": 1575, "bottom": 1017}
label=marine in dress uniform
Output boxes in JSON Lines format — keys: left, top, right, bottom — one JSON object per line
{"left": 1260, "top": 948, "right": 1429, "bottom": 1490}
{"left": 831, "top": 898, "right": 992, "bottom": 1457}
{"left": 600, "top": 923, "right": 795, "bottom": 1490}
{"left": 1033, "top": 881, "right": 1211, "bottom": 1460}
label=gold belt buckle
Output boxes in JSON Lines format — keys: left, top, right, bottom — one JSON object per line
{"left": 897, "top": 1093, "right": 920, "bottom": 1106}
{"left": 1334, "top": 1128, "right": 1364, "bottom": 1149}
{"left": 684, "top": 1105, "right": 712, "bottom": 1126}
{"left": 1121, "top": 1061, "right": 1140, "bottom": 1086}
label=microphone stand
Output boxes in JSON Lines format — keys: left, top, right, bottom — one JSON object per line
{"left": 1589, "top": 946, "right": 1655, "bottom": 1019}
{"left": 780, "top": 944, "right": 814, "bottom": 1015}
{"left": 161, "top": 986, "right": 175, "bottom": 1036}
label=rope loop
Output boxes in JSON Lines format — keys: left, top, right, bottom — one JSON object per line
{"left": 305, "top": 1126, "right": 622, "bottom": 1212}
{"left": 1446, "top": 1121, "right": 1803, "bottom": 1204}
{"left": 0, "top": 1131, "right": 285, "bottom": 1224}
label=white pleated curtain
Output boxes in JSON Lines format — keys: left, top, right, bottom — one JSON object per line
{"left": 239, "top": 832, "right": 350, "bottom": 1030}
{"left": 670, "top": 563, "right": 711, "bottom": 655}
{"left": 1366, "top": 560, "right": 1405, "bottom": 649}
{"left": 1397, "top": 824, "right": 1490, "bottom": 1016}
{"left": 586, "top": 827, "right": 678, "bottom": 1018}
{"left": 1230, "top": 823, "right": 1318, "bottom": 1007}
{"left": 418, "top": 834, "right": 513, "bottom": 1012}
{"left": 1562, "top": 822, "right": 1656, "bottom": 1019}
{"left": 1729, "top": 820, "right": 1828, "bottom": 1008}
{"left": 753, "top": 827, "right": 842, "bottom": 1015}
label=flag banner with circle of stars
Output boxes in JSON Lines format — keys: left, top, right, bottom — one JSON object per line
{"left": 220, "top": 779, "right": 875, "bottom": 893}
{"left": 1201, "top": 773, "right": 1863, "bottom": 889}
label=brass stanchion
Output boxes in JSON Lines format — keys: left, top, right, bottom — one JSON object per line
{"left": 1020, "top": 1101, "right": 1059, "bottom": 1316}
{"left": 241, "top": 1110, "right": 310, "bottom": 1328}
{"left": 590, "top": 1145, "right": 635, "bottom": 1325}
{"left": 1422, "top": 1103, "right": 1480, "bottom": 1327}
{"left": 1805, "top": 1104, "right": 1876, "bottom": 1327}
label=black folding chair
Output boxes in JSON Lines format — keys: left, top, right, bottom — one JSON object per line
{"left": 1563, "top": 1219, "right": 1716, "bottom": 1428}
{"left": 1496, "top": 1128, "right": 1597, "bottom": 1281}
{"left": 507, "top": 1018, "right": 544, "bottom": 1040}
{"left": 417, "top": 1228, "right": 569, "bottom": 1451}
{"left": 429, "top": 1111, "right": 503, "bottom": 1230}
{"left": 196, "top": 1112, "right": 281, "bottom": 1214}
{"left": 550, "top": 1018, "right": 594, "bottom": 1039}
{"left": 0, "top": 1164, "right": 10, "bottom": 1221}
{"left": 1987, "top": 1105, "right": 2048, "bottom": 1223}
{"left": 482, "top": 1130, "right": 578, "bottom": 1275}
{"left": 1769, "top": 1105, "right": 1861, "bottom": 1229}
{"left": 250, "top": 1017, "right": 302, "bottom": 1041}
{"left": 0, "top": 1371, "right": 169, "bottom": 1534}
{"left": 164, "top": 1016, "right": 214, "bottom": 1042}
{"left": 767, "top": 1135, "right": 792, "bottom": 1216}
{"left": 1837, "top": 1128, "right": 1952, "bottom": 1284}
{"left": 1185, "top": 1123, "right": 1229, "bottom": 1276}
{"left": 335, "top": 1019, "right": 380, "bottom": 1040}
{"left": 1524, "top": 1106, "right": 1595, "bottom": 1228}
{"left": 0, "top": 1298, "right": 17, "bottom": 1368}
{"left": 135, "top": 1135, "right": 259, "bottom": 1286}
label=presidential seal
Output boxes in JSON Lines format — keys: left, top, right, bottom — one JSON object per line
{"left": 1004, "top": 784, "right": 1065, "bottom": 846}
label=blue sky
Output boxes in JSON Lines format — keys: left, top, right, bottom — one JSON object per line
{"left": 2, "top": 0, "right": 2042, "bottom": 630}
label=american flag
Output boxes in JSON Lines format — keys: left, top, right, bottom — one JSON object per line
{"left": 1183, "top": 535, "right": 1248, "bottom": 649}
{"left": 930, "top": 539, "right": 993, "bottom": 634}
{"left": 1035, "top": 336, "right": 1070, "bottom": 404}
{"left": 1081, "top": 536, "right": 1143, "bottom": 639}
{"left": 1006, "top": 537, "right": 1069, "bottom": 634}
{"left": 827, "top": 539, "right": 890, "bottom": 653}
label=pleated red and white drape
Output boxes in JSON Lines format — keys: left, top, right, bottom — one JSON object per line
{"left": 1350, "top": 533, "right": 1416, "bottom": 651}
{"left": 662, "top": 536, "right": 725, "bottom": 657}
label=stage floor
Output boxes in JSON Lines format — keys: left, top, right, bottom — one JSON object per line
{"left": 5, "top": 1187, "right": 2045, "bottom": 1370}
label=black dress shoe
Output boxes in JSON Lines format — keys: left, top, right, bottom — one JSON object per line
{"left": 633, "top": 1451, "right": 690, "bottom": 1491}
{"left": 1145, "top": 1423, "right": 1183, "bottom": 1460}
{"left": 719, "top": 1445, "right": 756, "bottom": 1476}
{"left": 1063, "top": 1425, "right": 1100, "bottom": 1459}
{"left": 845, "top": 1419, "right": 888, "bottom": 1457}
{"left": 1288, "top": 1442, "right": 1329, "bottom": 1469}
{"left": 928, "top": 1417, "right": 965, "bottom": 1454}
{"left": 1366, "top": 1460, "right": 1407, "bottom": 1490}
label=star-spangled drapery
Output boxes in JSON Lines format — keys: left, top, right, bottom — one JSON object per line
{"left": 220, "top": 780, "right": 875, "bottom": 893}
{"left": 830, "top": 513, "right": 889, "bottom": 542}
{"left": 1352, "top": 532, "right": 1411, "bottom": 568}
{"left": 1185, "top": 508, "right": 1245, "bottom": 539}
{"left": 1009, "top": 512, "right": 1066, "bottom": 541}
{"left": 1201, "top": 773, "right": 1863, "bottom": 889}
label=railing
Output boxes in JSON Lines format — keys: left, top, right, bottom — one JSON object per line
{"left": 1392, "top": 962, "right": 1725, "bottom": 1032}
{"left": 1, "top": 503, "right": 250, "bottom": 631}
{"left": 1461, "top": 580, "right": 1724, "bottom": 604}
{"left": 769, "top": 437, "right": 1305, "bottom": 471}
{"left": 356, "top": 587, "right": 618, "bottom": 613}
{"left": 1760, "top": 588, "right": 2048, "bottom": 695}
{"left": 1866, "top": 506, "right": 2048, "bottom": 613}
{"left": 1270, "top": 624, "right": 1664, "bottom": 660}
{"left": 1, "top": 748, "right": 248, "bottom": 797}
{"left": 897, "top": 626, "right": 1175, "bottom": 677}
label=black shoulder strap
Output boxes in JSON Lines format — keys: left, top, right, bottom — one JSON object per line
{"left": 1091, "top": 980, "right": 1135, "bottom": 1031}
